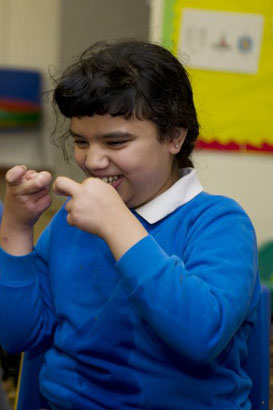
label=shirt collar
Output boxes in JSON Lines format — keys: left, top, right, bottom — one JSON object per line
{"left": 134, "top": 167, "right": 203, "bottom": 224}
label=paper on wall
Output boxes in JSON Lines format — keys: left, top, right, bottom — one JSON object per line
{"left": 179, "top": 8, "right": 264, "bottom": 74}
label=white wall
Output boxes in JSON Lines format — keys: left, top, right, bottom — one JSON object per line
{"left": 193, "top": 151, "right": 273, "bottom": 245}
{"left": 0, "top": 0, "right": 62, "bottom": 169}
{"left": 1, "top": 0, "right": 61, "bottom": 71}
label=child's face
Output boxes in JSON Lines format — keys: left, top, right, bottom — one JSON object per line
{"left": 70, "top": 114, "right": 179, "bottom": 208}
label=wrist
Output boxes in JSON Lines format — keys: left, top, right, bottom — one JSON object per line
{"left": 103, "top": 208, "right": 148, "bottom": 261}
{"left": 1, "top": 216, "right": 34, "bottom": 236}
{"left": 0, "top": 219, "right": 34, "bottom": 256}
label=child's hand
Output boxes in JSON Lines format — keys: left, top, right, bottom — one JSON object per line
{"left": 3, "top": 165, "right": 52, "bottom": 230}
{"left": 54, "top": 176, "right": 147, "bottom": 260}
{"left": 0, "top": 165, "right": 52, "bottom": 255}
{"left": 53, "top": 176, "right": 125, "bottom": 238}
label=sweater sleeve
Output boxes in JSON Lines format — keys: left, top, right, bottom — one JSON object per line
{"left": 116, "top": 199, "right": 259, "bottom": 364}
{"left": 0, "top": 223, "right": 56, "bottom": 353}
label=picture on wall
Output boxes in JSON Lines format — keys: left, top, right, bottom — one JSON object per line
{"left": 0, "top": 69, "right": 41, "bottom": 132}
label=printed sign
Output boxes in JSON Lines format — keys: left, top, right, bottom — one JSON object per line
{"left": 180, "top": 9, "right": 264, "bottom": 74}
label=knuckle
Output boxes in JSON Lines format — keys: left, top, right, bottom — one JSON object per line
{"left": 5, "top": 170, "right": 14, "bottom": 183}
{"left": 17, "top": 195, "right": 28, "bottom": 204}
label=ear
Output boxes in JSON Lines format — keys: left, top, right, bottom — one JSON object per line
{"left": 168, "top": 128, "right": 188, "bottom": 155}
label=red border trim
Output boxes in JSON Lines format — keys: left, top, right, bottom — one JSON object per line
{"left": 196, "top": 140, "right": 273, "bottom": 153}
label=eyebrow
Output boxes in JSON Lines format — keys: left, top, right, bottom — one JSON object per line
{"left": 69, "top": 129, "right": 135, "bottom": 139}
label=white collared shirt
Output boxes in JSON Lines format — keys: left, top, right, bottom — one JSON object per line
{"left": 135, "top": 168, "right": 203, "bottom": 224}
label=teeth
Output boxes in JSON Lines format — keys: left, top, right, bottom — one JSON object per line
{"left": 101, "top": 175, "right": 120, "bottom": 184}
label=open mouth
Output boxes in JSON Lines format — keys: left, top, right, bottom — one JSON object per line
{"left": 101, "top": 175, "right": 122, "bottom": 186}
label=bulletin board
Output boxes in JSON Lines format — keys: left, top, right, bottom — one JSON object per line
{"left": 160, "top": 0, "right": 273, "bottom": 153}
{"left": 0, "top": 69, "right": 41, "bottom": 131}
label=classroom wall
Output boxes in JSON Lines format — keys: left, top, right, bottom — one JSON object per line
{"left": 0, "top": 0, "right": 62, "bottom": 169}
{"left": 150, "top": 0, "right": 273, "bottom": 246}
{"left": 193, "top": 150, "right": 273, "bottom": 245}
{"left": 0, "top": 0, "right": 150, "bottom": 177}
{"left": 0, "top": 0, "right": 272, "bottom": 245}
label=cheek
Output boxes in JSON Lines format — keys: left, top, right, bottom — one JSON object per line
{"left": 112, "top": 152, "right": 135, "bottom": 173}
{"left": 115, "top": 145, "right": 168, "bottom": 180}
{"left": 74, "top": 150, "right": 85, "bottom": 167}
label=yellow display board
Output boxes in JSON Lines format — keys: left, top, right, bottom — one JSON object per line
{"left": 161, "top": 0, "right": 273, "bottom": 153}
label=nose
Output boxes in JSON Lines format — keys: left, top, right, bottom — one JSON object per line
{"left": 85, "top": 144, "right": 110, "bottom": 171}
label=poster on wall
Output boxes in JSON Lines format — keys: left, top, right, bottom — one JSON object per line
{"left": 160, "top": 0, "right": 273, "bottom": 153}
{"left": 0, "top": 69, "right": 41, "bottom": 131}
{"left": 180, "top": 9, "right": 264, "bottom": 74}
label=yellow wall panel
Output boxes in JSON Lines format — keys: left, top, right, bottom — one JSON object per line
{"left": 161, "top": 0, "right": 273, "bottom": 152}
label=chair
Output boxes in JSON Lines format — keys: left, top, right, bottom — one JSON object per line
{"left": 244, "top": 284, "right": 271, "bottom": 409}
{"left": 258, "top": 241, "right": 273, "bottom": 315}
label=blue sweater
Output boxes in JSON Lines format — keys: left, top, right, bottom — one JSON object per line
{"left": 0, "top": 190, "right": 259, "bottom": 409}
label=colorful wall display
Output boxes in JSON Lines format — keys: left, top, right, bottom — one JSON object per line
{"left": 160, "top": 0, "right": 273, "bottom": 153}
{"left": 0, "top": 69, "right": 41, "bottom": 131}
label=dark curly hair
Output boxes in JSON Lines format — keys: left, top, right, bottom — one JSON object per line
{"left": 53, "top": 39, "right": 199, "bottom": 168}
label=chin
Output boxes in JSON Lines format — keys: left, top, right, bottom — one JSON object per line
{"left": 123, "top": 198, "right": 137, "bottom": 209}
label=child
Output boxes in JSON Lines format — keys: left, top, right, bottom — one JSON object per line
{"left": 0, "top": 40, "right": 260, "bottom": 409}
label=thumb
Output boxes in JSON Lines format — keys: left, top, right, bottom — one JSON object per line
{"left": 53, "top": 176, "right": 80, "bottom": 197}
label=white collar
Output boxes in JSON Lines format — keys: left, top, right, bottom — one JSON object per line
{"left": 134, "top": 168, "right": 203, "bottom": 224}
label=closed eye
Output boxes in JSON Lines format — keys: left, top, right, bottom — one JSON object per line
{"left": 106, "top": 140, "right": 129, "bottom": 147}
{"left": 73, "top": 139, "right": 89, "bottom": 148}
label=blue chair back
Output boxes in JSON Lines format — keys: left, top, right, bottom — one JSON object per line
{"left": 15, "top": 338, "right": 51, "bottom": 410}
{"left": 244, "top": 284, "right": 271, "bottom": 409}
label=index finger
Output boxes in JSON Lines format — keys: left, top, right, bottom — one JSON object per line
{"left": 53, "top": 176, "right": 80, "bottom": 197}
{"left": 6, "top": 165, "right": 27, "bottom": 186}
